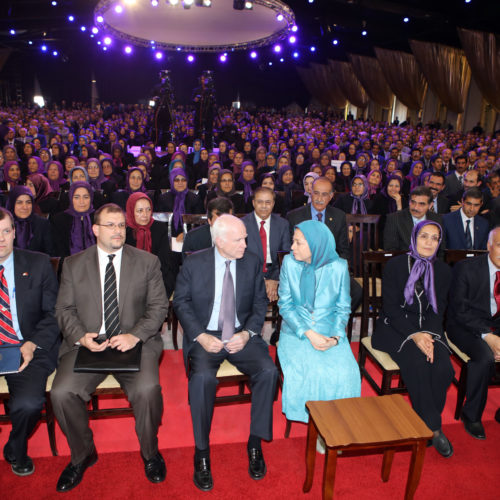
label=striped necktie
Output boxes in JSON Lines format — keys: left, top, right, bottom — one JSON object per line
{"left": 104, "top": 255, "right": 121, "bottom": 338}
{"left": 0, "top": 265, "right": 20, "bottom": 345}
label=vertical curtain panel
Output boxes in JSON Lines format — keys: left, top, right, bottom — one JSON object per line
{"left": 410, "top": 40, "right": 471, "bottom": 114}
{"left": 349, "top": 54, "right": 393, "bottom": 109}
{"left": 375, "top": 47, "right": 427, "bottom": 111}
{"left": 327, "top": 60, "right": 369, "bottom": 109}
{"left": 296, "top": 64, "right": 347, "bottom": 109}
{"left": 458, "top": 28, "right": 500, "bottom": 113}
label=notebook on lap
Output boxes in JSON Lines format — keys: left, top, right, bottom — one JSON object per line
{"left": 0, "top": 345, "right": 21, "bottom": 375}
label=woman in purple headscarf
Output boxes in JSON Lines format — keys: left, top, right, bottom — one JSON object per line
{"left": 50, "top": 181, "right": 96, "bottom": 258}
{"left": 46, "top": 160, "right": 67, "bottom": 192}
{"left": 276, "top": 165, "right": 299, "bottom": 214}
{"left": 404, "top": 160, "right": 424, "bottom": 196}
{"left": 235, "top": 161, "right": 257, "bottom": 209}
{"left": 371, "top": 221, "right": 454, "bottom": 458}
{"left": 334, "top": 174, "right": 373, "bottom": 214}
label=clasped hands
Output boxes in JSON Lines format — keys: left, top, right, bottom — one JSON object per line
{"left": 79, "top": 333, "right": 140, "bottom": 352}
{"left": 484, "top": 333, "right": 500, "bottom": 361}
{"left": 412, "top": 332, "right": 434, "bottom": 363}
{"left": 197, "top": 331, "right": 250, "bottom": 354}
{"left": 305, "top": 329, "right": 338, "bottom": 351}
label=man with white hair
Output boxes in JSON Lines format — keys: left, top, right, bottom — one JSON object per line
{"left": 174, "top": 214, "right": 278, "bottom": 492}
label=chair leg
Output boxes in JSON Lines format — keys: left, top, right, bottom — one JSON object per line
{"left": 91, "top": 395, "right": 99, "bottom": 411}
{"left": 172, "top": 312, "right": 179, "bottom": 351}
{"left": 381, "top": 372, "right": 392, "bottom": 395}
{"left": 347, "top": 314, "right": 353, "bottom": 343}
{"left": 44, "top": 397, "right": 58, "bottom": 456}
{"left": 454, "top": 363, "right": 468, "bottom": 420}
{"left": 284, "top": 419, "right": 292, "bottom": 438}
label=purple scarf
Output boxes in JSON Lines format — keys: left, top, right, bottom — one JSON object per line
{"left": 403, "top": 220, "right": 441, "bottom": 314}
{"left": 381, "top": 175, "right": 403, "bottom": 214}
{"left": 169, "top": 168, "right": 189, "bottom": 231}
{"left": 350, "top": 175, "right": 369, "bottom": 214}
{"left": 47, "top": 161, "right": 66, "bottom": 191}
{"left": 237, "top": 163, "right": 257, "bottom": 203}
{"left": 126, "top": 167, "right": 146, "bottom": 193}
{"left": 7, "top": 186, "right": 34, "bottom": 249}
{"left": 86, "top": 158, "right": 106, "bottom": 190}
{"left": 64, "top": 181, "right": 95, "bottom": 255}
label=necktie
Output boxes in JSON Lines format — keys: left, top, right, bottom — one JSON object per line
{"left": 218, "top": 260, "right": 235, "bottom": 343}
{"left": 458, "top": 175, "right": 463, "bottom": 186}
{"left": 0, "top": 266, "right": 20, "bottom": 345}
{"left": 465, "top": 220, "right": 473, "bottom": 250}
{"left": 494, "top": 271, "right": 500, "bottom": 317}
{"left": 104, "top": 254, "right": 120, "bottom": 338}
{"left": 317, "top": 212, "right": 323, "bottom": 222}
{"left": 429, "top": 201, "right": 436, "bottom": 213}
{"left": 259, "top": 220, "right": 267, "bottom": 273}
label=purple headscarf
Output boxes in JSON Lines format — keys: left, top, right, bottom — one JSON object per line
{"left": 46, "top": 161, "right": 66, "bottom": 191}
{"left": 64, "top": 181, "right": 95, "bottom": 255}
{"left": 86, "top": 157, "right": 106, "bottom": 190}
{"left": 28, "top": 156, "right": 45, "bottom": 174}
{"left": 169, "top": 167, "right": 189, "bottom": 231}
{"left": 406, "top": 161, "right": 424, "bottom": 191}
{"left": 7, "top": 186, "right": 34, "bottom": 249}
{"left": 126, "top": 167, "right": 146, "bottom": 193}
{"left": 350, "top": 174, "right": 369, "bottom": 214}
{"left": 403, "top": 220, "right": 442, "bottom": 314}
{"left": 381, "top": 174, "right": 403, "bottom": 214}
{"left": 237, "top": 161, "right": 256, "bottom": 203}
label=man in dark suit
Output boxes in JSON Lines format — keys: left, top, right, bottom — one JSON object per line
{"left": 443, "top": 188, "right": 489, "bottom": 250}
{"left": 425, "top": 172, "right": 450, "bottom": 214}
{"left": 242, "top": 187, "right": 291, "bottom": 302}
{"left": 447, "top": 227, "right": 500, "bottom": 439}
{"left": 384, "top": 186, "right": 445, "bottom": 255}
{"left": 444, "top": 155, "right": 468, "bottom": 203}
{"left": 286, "top": 177, "right": 361, "bottom": 311}
{"left": 182, "top": 197, "right": 233, "bottom": 261}
{"left": 51, "top": 204, "right": 168, "bottom": 491}
{"left": 174, "top": 214, "right": 278, "bottom": 492}
{"left": 0, "top": 208, "right": 59, "bottom": 476}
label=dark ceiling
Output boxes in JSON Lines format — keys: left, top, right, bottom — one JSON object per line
{"left": 0, "top": 1, "right": 498, "bottom": 106}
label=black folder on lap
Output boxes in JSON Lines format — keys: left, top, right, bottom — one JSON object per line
{"left": 0, "top": 345, "right": 21, "bottom": 375}
{"left": 73, "top": 343, "right": 142, "bottom": 373}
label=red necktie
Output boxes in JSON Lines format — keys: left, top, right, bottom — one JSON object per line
{"left": 260, "top": 220, "right": 267, "bottom": 273}
{"left": 0, "top": 266, "right": 20, "bottom": 345}
{"left": 494, "top": 271, "right": 500, "bottom": 316}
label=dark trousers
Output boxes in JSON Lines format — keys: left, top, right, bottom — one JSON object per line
{"left": 350, "top": 276, "right": 363, "bottom": 312}
{"left": 188, "top": 334, "right": 278, "bottom": 450}
{"left": 4, "top": 348, "right": 55, "bottom": 463}
{"left": 50, "top": 348, "right": 163, "bottom": 465}
{"left": 392, "top": 340, "right": 454, "bottom": 431}
{"left": 447, "top": 328, "right": 496, "bottom": 421}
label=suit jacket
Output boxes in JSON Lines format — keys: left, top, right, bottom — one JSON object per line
{"left": 444, "top": 172, "right": 464, "bottom": 203}
{"left": 383, "top": 208, "right": 446, "bottom": 257}
{"left": 15, "top": 214, "right": 56, "bottom": 256}
{"left": 182, "top": 223, "right": 212, "bottom": 261}
{"left": 442, "top": 210, "right": 489, "bottom": 250}
{"left": 242, "top": 213, "right": 291, "bottom": 281}
{"left": 433, "top": 194, "right": 451, "bottom": 214}
{"left": 286, "top": 205, "right": 349, "bottom": 260}
{"left": 12, "top": 249, "right": 60, "bottom": 363}
{"left": 55, "top": 244, "right": 168, "bottom": 357}
{"left": 447, "top": 254, "right": 500, "bottom": 340}
{"left": 173, "top": 247, "right": 268, "bottom": 368}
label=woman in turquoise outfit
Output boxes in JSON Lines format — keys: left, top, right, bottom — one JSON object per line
{"left": 278, "top": 220, "right": 361, "bottom": 424}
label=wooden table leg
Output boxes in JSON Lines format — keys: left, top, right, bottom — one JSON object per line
{"left": 322, "top": 447, "right": 338, "bottom": 500}
{"left": 404, "top": 440, "right": 427, "bottom": 500}
{"left": 381, "top": 448, "right": 395, "bottom": 482}
{"left": 303, "top": 419, "right": 318, "bottom": 493}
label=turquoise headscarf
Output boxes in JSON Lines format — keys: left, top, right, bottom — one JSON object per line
{"left": 294, "top": 220, "right": 339, "bottom": 312}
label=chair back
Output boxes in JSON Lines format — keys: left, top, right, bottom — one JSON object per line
{"left": 444, "top": 249, "right": 487, "bottom": 266}
{"left": 153, "top": 211, "right": 173, "bottom": 239}
{"left": 182, "top": 213, "right": 209, "bottom": 234}
{"left": 346, "top": 214, "right": 381, "bottom": 277}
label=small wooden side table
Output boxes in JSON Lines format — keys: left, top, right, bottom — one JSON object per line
{"left": 303, "top": 395, "right": 433, "bottom": 499}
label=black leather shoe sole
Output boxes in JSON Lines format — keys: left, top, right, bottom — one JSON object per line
{"left": 12, "top": 457, "right": 35, "bottom": 476}
{"left": 193, "top": 472, "right": 214, "bottom": 492}
{"left": 143, "top": 452, "right": 166, "bottom": 483}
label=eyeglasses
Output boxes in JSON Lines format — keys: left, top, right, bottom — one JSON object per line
{"left": 97, "top": 222, "right": 126, "bottom": 230}
{"left": 174, "top": 177, "right": 187, "bottom": 182}
{"left": 352, "top": 182, "right": 364, "bottom": 187}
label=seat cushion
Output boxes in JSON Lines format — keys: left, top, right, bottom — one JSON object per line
{"left": 361, "top": 336, "right": 400, "bottom": 371}
{"left": 216, "top": 359, "right": 244, "bottom": 377}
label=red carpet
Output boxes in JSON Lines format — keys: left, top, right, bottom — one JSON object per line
{"left": 1, "top": 345, "right": 499, "bottom": 499}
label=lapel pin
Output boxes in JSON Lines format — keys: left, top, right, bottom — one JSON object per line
{"left": 329, "top": 217, "right": 333, "bottom": 221}
{"left": 22, "top": 272, "right": 29, "bottom": 277}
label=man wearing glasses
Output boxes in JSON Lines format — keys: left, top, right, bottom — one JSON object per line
{"left": 51, "top": 203, "right": 168, "bottom": 492}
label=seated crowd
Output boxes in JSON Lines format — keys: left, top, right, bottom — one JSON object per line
{"left": 0, "top": 103, "right": 499, "bottom": 492}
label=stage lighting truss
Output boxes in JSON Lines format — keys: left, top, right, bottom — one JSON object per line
{"left": 94, "top": 0, "right": 295, "bottom": 52}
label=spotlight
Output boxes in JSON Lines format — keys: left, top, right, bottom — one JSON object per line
{"left": 115, "top": 5, "right": 123, "bottom": 14}
{"left": 219, "top": 54, "right": 227, "bottom": 62}
{"left": 280, "top": 58, "right": 284, "bottom": 62}
{"left": 68, "top": 15, "right": 75, "bottom": 22}
{"left": 310, "top": 46, "right": 316, "bottom": 52}
{"left": 250, "top": 51, "right": 257, "bottom": 59}
{"left": 52, "top": 51, "right": 58, "bottom": 56}
{"left": 9, "top": 29, "right": 15, "bottom": 35}
{"left": 41, "top": 45, "right": 47, "bottom": 52}
{"left": 104, "top": 37, "right": 112, "bottom": 45}
{"left": 92, "top": 27, "right": 99, "bottom": 34}
{"left": 103, "top": 46, "right": 108, "bottom": 51}
{"left": 124, "top": 46, "right": 132, "bottom": 54}
{"left": 465, "top": 0, "right": 471, "bottom": 3}
{"left": 308, "top": 0, "right": 314, "bottom": 3}
{"left": 293, "top": 52, "right": 299, "bottom": 58}
{"left": 96, "top": 16, "right": 104, "bottom": 23}
{"left": 80, "top": 26, "right": 86, "bottom": 32}
{"left": 151, "top": 0, "right": 159, "bottom": 5}
{"left": 150, "top": 40, "right": 155, "bottom": 44}
{"left": 176, "top": 47, "right": 182, "bottom": 51}
{"left": 155, "top": 51, "right": 163, "bottom": 59}
{"left": 187, "top": 54, "right": 195, "bottom": 62}
{"left": 291, "top": 25, "right": 298, "bottom": 32}
{"left": 403, "top": 17, "right": 409, "bottom": 23}
{"left": 170, "top": 0, "right": 179, "bottom": 4}
{"left": 268, "top": 62, "right": 273, "bottom": 66}
{"left": 276, "top": 14, "right": 284, "bottom": 21}
{"left": 97, "top": 41, "right": 101, "bottom": 45}
{"left": 361, "top": 30, "right": 367, "bottom": 36}
{"left": 273, "top": 44, "right": 281, "bottom": 53}
{"left": 52, "top": 1, "right": 57, "bottom": 5}
{"left": 244, "top": 1, "right": 253, "bottom": 9}
{"left": 28, "top": 40, "right": 33, "bottom": 45}
{"left": 289, "top": 35, "right": 296, "bottom": 44}
{"left": 183, "top": 0, "right": 194, "bottom": 8}
{"left": 332, "top": 39, "right": 338, "bottom": 45}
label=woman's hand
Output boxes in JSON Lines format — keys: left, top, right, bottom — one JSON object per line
{"left": 412, "top": 332, "right": 434, "bottom": 363}
{"left": 305, "top": 330, "right": 335, "bottom": 351}
{"left": 176, "top": 233, "right": 184, "bottom": 242}
{"left": 389, "top": 192, "right": 402, "bottom": 210}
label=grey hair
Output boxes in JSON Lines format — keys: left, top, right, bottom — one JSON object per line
{"left": 212, "top": 214, "right": 242, "bottom": 242}
{"left": 488, "top": 227, "right": 500, "bottom": 245}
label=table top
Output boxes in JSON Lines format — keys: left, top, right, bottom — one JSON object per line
{"left": 306, "top": 395, "right": 433, "bottom": 448}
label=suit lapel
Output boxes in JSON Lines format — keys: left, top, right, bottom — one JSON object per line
{"left": 403, "top": 210, "right": 414, "bottom": 240}
{"left": 13, "top": 250, "right": 28, "bottom": 330}
{"left": 119, "top": 245, "right": 134, "bottom": 318}
{"left": 269, "top": 215, "right": 277, "bottom": 254}
{"left": 206, "top": 248, "right": 216, "bottom": 323}
{"left": 236, "top": 257, "right": 244, "bottom": 313}
{"left": 86, "top": 246, "right": 102, "bottom": 319}
{"left": 249, "top": 215, "right": 264, "bottom": 260}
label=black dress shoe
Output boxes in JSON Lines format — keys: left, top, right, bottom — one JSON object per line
{"left": 56, "top": 447, "right": 98, "bottom": 492}
{"left": 461, "top": 414, "right": 486, "bottom": 440}
{"left": 3, "top": 443, "right": 16, "bottom": 464}
{"left": 143, "top": 452, "right": 166, "bottom": 483}
{"left": 248, "top": 448, "right": 266, "bottom": 480}
{"left": 269, "top": 330, "right": 279, "bottom": 346}
{"left": 495, "top": 408, "right": 500, "bottom": 424}
{"left": 431, "top": 431, "right": 453, "bottom": 458}
{"left": 193, "top": 457, "right": 213, "bottom": 492}
{"left": 12, "top": 457, "right": 35, "bottom": 476}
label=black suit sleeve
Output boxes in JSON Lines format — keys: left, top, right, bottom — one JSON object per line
{"left": 383, "top": 212, "right": 399, "bottom": 251}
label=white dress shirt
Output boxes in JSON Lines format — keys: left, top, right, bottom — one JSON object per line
{"left": 459, "top": 208, "right": 475, "bottom": 247}
{"left": 254, "top": 213, "right": 272, "bottom": 265}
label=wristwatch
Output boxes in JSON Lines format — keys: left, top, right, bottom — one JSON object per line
{"left": 247, "top": 330, "right": 259, "bottom": 338}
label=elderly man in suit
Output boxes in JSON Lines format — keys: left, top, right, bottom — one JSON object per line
{"left": 447, "top": 227, "right": 500, "bottom": 439}
{"left": 443, "top": 188, "right": 489, "bottom": 250}
{"left": 51, "top": 203, "right": 168, "bottom": 492}
{"left": 174, "top": 214, "right": 278, "bottom": 492}
{"left": 182, "top": 197, "right": 233, "bottom": 261}
{"left": 0, "top": 208, "right": 59, "bottom": 477}
{"left": 286, "top": 177, "right": 362, "bottom": 311}
{"left": 384, "top": 186, "right": 445, "bottom": 255}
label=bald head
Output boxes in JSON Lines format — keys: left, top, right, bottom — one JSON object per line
{"left": 212, "top": 214, "right": 247, "bottom": 260}
{"left": 488, "top": 227, "right": 500, "bottom": 269}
